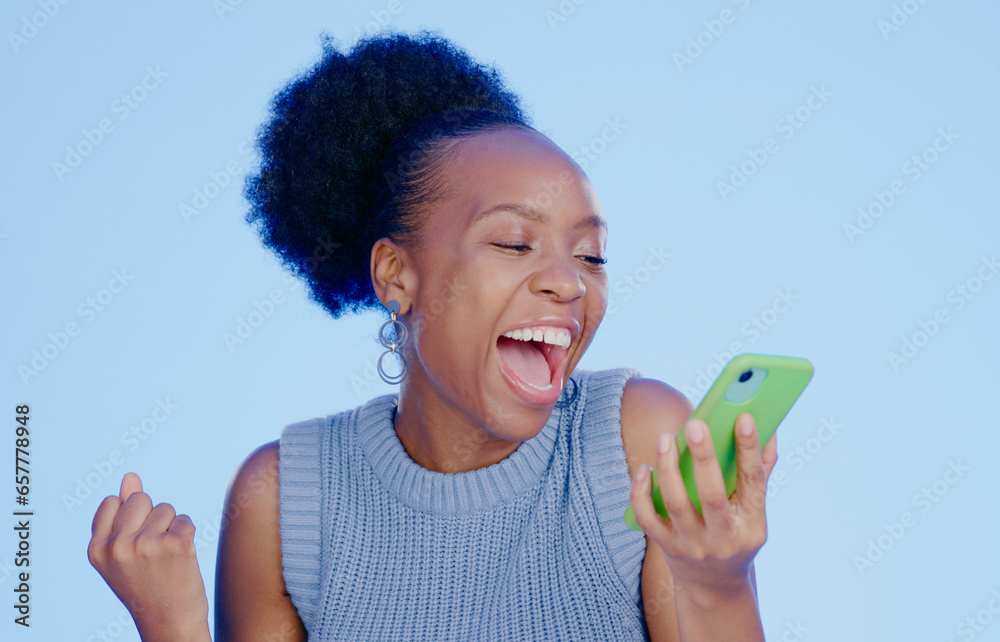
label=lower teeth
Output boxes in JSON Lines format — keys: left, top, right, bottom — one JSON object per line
{"left": 527, "top": 382, "right": 553, "bottom": 391}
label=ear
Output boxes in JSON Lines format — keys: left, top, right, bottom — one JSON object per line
{"left": 370, "top": 237, "right": 416, "bottom": 313}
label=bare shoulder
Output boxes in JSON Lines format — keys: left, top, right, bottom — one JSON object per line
{"left": 225, "top": 440, "right": 281, "bottom": 518}
{"left": 619, "top": 377, "right": 694, "bottom": 480}
{"left": 216, "top": 440, "right": 306, "bottom": 641}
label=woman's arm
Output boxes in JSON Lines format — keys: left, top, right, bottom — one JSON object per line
{"left": 214, "top": 441, "right": 306, "bottom": 642}
{"left": 621, "top": 378, "right": 775, "bottom": 642}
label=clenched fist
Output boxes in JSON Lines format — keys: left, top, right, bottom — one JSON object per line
{"left": 88, "top": 472, "right": 211, "bottom": 642}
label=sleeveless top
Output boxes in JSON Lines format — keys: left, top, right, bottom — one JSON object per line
{"left": 278, "top": 368, "right": 650, "bottom": 640}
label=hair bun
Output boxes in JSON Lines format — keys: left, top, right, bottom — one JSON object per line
{"left": 244, "top": 30, "right": 529, "bottom": 318}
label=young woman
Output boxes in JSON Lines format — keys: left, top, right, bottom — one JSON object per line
{"left": 88, "top": 32, "right": 778, "bottom": 641}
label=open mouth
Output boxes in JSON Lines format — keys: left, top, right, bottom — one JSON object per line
{"left": 495, "top": 325, "right": 572, "bottom": 405}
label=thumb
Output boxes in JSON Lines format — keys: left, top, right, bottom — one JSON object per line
{"left": 120, "top": 472, "right": 143, "bottom": 502}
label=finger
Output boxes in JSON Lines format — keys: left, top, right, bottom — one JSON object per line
{"left": 733, "top": 413, "right": 767, "bottom": 522}
{"left": 120, "top": 472, "right": 143, "bottom": 502}
{"left": 629, "top": 460, "right": 671, "bottom": 541}
{"left": 137, "top": 502, "right": 178, "bottom": 537}
{"left": 654, "top": 422, "right": 705, "bottom": 536}
{"left": 91, "top": 495, "right": 122, "bottom": 539}
{"left": 166, "top": 513, "right": 197, "bottom": 545}
{"left": 683, "top": 419, "right": 732, "bottom": 531}
{"left": 111, "top": 491, "right": 154, "bottom": 536}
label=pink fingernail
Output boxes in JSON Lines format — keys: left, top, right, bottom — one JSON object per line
{"left": 658, "top": 431, "right": 673, "bottom": 454}
{"left": 687, "top": 421, "right": 704, "bottom": 444}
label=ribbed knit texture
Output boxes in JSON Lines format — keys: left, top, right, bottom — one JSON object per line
{"left": 279, "top": 368, "right": 650, "bottom": 641}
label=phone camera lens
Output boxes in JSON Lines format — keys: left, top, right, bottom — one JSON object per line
{"left": 739, "top": 369, "right": 753, "bottom": 383}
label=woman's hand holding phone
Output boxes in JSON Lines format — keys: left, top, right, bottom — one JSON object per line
{"left": 628, "top": 412, "right": 778, "bottom": 596}
{"left": 87, "top": 473, "right": 212, "bottom": 642}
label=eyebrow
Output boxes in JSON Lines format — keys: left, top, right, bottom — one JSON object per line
{"left": 472, "top": 203, "right": 607, "bottom": 231}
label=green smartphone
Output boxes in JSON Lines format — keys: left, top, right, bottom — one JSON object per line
{"left": 623, "top": 353, "right": 814, "bottom": 531}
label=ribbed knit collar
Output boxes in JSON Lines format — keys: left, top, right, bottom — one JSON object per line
{"left": 356, "top": 390, "right": 570, "bottom": 516}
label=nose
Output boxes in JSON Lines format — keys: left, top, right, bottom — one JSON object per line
{"left": 529, "top": 255, "right": 586, "bottom": 302}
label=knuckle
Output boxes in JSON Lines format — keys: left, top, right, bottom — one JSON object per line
{"left": 691, "top": 447, "right": 715, "bottom": 464}
{"left": 701, "top": 494, "right": 729, "bottom": 512}
{"left": 98, "top": 495, "right": 120, "bottom": 511}
{"left": 740, "top": 467, "right": 766, "bottom": 487}
{"left": 134, "top": 532, "right": 159, "bottom": 557}
{"left": 745, "top": 489, "right": 767, "bottom": 511}
{"left": 686, "top": 544, "right": 708, "bottom": 562}
{"left": 154, "top": 502, "right": 177, "bottom": 519}
{"left": 87, "top": 540, "right": 105, "bottom": 567}
{"left": 161, "top": 534, "right": 189, "bottom": 556}
{"left": 107, "top": 534, "right": 133, "bottom": 561}
{"left": 661, "top": 496, "right": 686, "bottom": 516}
{"left": 176, "top": 521, "right": 198, "bottom": 543}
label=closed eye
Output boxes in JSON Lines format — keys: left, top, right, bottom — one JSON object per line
{"left": 580, "top": 255, "right": 608, "bottom": 266}
{"left": 493, "top": 243, "right": 532, "bottom": 253}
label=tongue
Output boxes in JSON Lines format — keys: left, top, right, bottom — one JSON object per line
{"left": 497, "top": 337, "right": 550, "bottom": 387}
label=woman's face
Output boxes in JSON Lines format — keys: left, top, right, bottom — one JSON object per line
{"left": 400, "top": 127, "right": 608, "bottom": 439}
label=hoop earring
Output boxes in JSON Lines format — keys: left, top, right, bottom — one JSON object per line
{"left": 555, "top": 376, "right": 579, "bottom": 409}
{"left": 377, "top": 300, "right": 408, "bottom": 385}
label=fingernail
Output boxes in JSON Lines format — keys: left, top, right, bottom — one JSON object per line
{"left": 687, "top": 421, "right": 704, "bottom": 444}
{"left": 739, "top": 416, "right": 754, "bottom": 436}
{"left": 635, "top": 463, "right": 649, "bottom": 482}
{"left": 657, "top": 431, "right": 673, "bottom": 454}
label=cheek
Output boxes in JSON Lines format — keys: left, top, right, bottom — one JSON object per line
{"left": 589, "top": 274, "right": 610, "bottom": 315}
{"left": 410, "top": 278, "right": 494, "bottom": 365}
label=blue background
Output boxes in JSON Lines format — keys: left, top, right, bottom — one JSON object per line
{"left": 2, "top": 1, "right": 998, "bottom": 640}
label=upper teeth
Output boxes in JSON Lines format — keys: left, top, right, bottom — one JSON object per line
{"left": 501, "top": 327, "right": 571, "bottom": 348}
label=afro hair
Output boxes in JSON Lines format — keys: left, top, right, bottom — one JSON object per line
{"left": 243, "top": 31, "right": 532, "bottom": 319}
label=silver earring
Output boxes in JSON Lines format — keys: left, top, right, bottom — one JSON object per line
{"left": 377, "top": 300, "right": 408, "bottom": 385}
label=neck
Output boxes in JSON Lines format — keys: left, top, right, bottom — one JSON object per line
{"left": 392, "top": 370, "right": 542, "bottom": 474}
